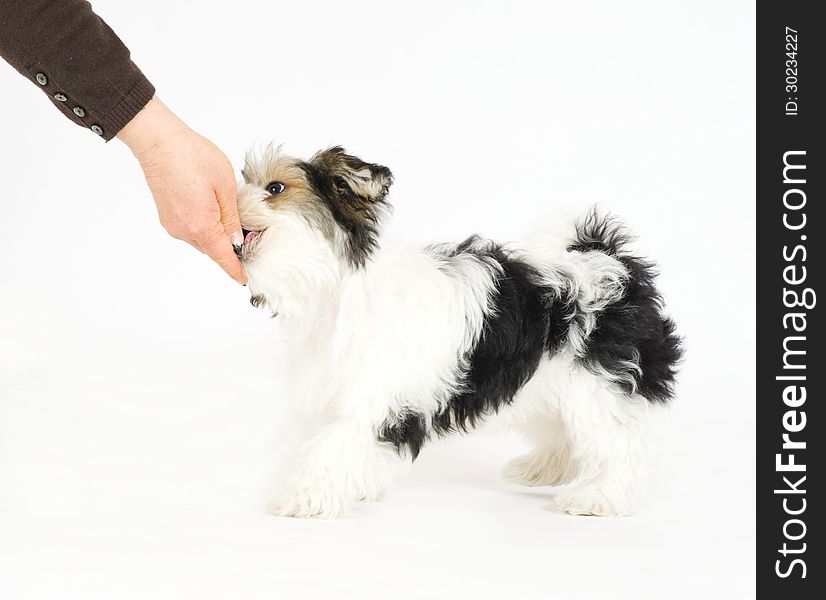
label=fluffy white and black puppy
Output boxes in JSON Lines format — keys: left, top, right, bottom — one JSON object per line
{"left": 236, "top": 145, "right": 682, "bottom": 518}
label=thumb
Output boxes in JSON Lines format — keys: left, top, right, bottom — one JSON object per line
{"left": 217, "top": 177, "right": 244, "bottom": 248}
{"left": 195, "top": 220, "right": 248, "bottom": 285}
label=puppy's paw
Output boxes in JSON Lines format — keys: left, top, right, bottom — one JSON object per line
{"left": 555, "top": 488, "right": 633, "bottom": 517}
{"left": 357, "top": 490, "right": 385, "bottom": 503}
{"left": 267, "top": 479, "right": 350, "bottom": 519}
{"left": 503, "top": 449, "right": 576, "bottom": 487}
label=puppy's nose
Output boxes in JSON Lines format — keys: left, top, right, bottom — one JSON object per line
{"left": 233, "top": 243, "right": 243, "bottom": 259}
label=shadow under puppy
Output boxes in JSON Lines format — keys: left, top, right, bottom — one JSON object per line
{"left": 236, "top": 145, "right": 683, "bottom": 518}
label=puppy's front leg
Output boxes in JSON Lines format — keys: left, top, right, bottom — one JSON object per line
{"left": 269, "top": 419, "right": 408, "bottom": 518}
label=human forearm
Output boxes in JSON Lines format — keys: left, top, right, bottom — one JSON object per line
{"left": 117, "top": 96, "right": 188, "bottom": 159}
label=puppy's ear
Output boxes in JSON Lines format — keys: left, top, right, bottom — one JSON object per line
{"left": 302, "top": 146, "right": 394, "bottom": 267}
{"left": 310, "top": 146, "right": 394, "bottom": 204}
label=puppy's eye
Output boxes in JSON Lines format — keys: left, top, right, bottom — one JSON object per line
{"left": 266, "top": 182, "right": 286, "bottom": 195}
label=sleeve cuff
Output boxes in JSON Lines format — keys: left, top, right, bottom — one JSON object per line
{"left": 99, "top": 75, "right": 156, "bottom": 141}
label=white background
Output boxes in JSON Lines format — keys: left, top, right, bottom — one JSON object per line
{"left": 0, "top": 1, "right": 755, "bottom": 598}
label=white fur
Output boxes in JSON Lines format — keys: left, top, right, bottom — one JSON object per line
{"left": 500, "top": 355, "right": 656, "bottom": 516}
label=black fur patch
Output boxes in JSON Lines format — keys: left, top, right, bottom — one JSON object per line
{"left": 299, "top": 147, "right": 393, "bottom": 268}
{"left": 250, "top": 294, "right": 265, "bottom": 308}
{"left": 569, "top": 211, "right": 684, "bottom": 403}
{"left": 432, "top": 237, "right": 564, "bottom": 435}
{"left": 377, "top": 214, "right": 682, "bottom": 460}
{"left": 378, "top": 237, "right": 573, "bottom": 458}
{"left": 378, "top": 412, "right": 428, "bottom": 459}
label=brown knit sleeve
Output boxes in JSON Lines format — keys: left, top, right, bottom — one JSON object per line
{"left": 0, "top": 0, "right": 155, "bottom": 141}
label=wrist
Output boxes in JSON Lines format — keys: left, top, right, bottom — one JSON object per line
{"left": 117, "top": 96, "right": 189, "bottom": 160}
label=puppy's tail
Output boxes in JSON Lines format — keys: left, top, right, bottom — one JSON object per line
{"left": 568, "top": 207, "right": 633, "bottom": 257}
{"left": 566, "top": 208, "right": 684, "bottom": 404}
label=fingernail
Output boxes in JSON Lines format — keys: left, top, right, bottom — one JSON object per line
{"left": 231, "top": 230, "right": 244, "bottom": 247}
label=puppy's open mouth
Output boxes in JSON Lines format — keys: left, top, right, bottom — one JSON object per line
{"left": 235, "top": 228, "right": 266, "bottom": 260}
{"left": 242, "top": 228, "right": 261, "bottom": 244}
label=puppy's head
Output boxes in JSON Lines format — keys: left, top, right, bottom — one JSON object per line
{"left": 236, "top": 145, "right": 393, "bottom": 316}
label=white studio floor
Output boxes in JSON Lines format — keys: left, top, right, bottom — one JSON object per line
{"left": 0, "top": 320, "right": 754, "bottom": 600}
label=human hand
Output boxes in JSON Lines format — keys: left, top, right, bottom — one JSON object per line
{"left": 117, "top": 96, "right": 247, "bottom": 284}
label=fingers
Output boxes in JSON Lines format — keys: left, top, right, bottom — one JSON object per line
{"left": 217, "top": 168, "right": 244, "bottom": 248}
{"left": 194, "top": 220, "right": 248, "bottom": 285}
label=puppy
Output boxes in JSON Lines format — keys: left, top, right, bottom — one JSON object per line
{"left": 236, "top": 145, "right": 683, "bottom": 518}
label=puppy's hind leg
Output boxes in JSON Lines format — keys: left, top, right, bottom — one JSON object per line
{"left": 268, "top": 417, "right": 410, "bottom": 518}
{"left": 504, "top": 416, "right": 579, "bottom": 487}
{"left": 554, "top": 376, "right": 653, "bottom": 517}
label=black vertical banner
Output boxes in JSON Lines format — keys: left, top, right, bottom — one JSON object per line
{"left": 757, "top": 3, "right": 824, "bottom": 598}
